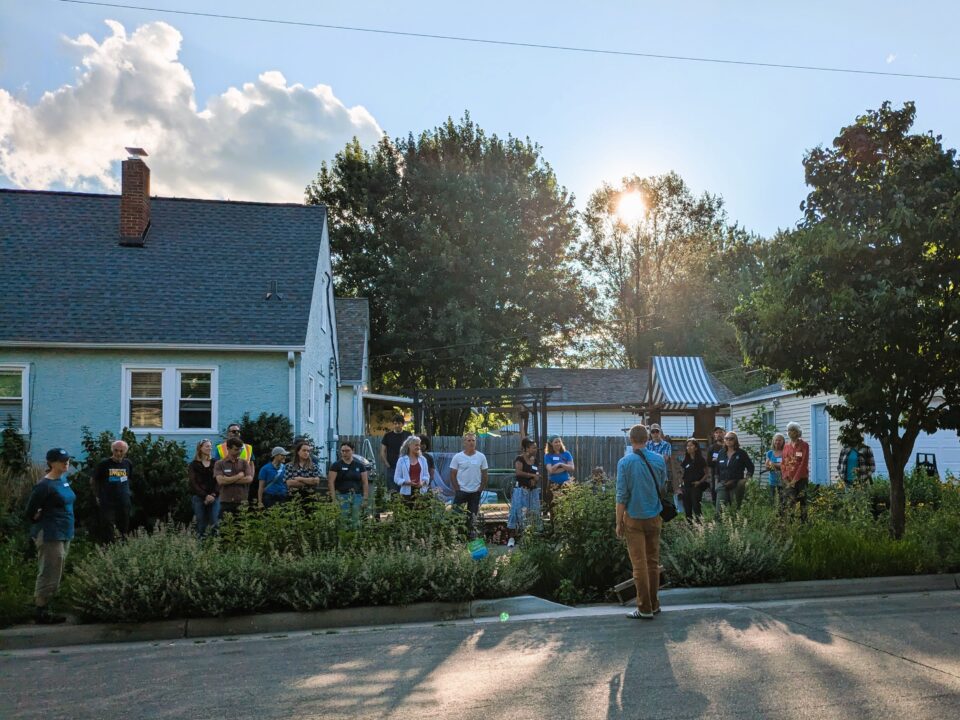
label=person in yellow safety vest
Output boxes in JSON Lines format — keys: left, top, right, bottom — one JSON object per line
{"left": 213, "top": 423, "right": 255, "bottom": 502}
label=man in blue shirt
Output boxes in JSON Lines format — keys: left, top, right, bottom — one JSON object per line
{"left": 617, "top": 424, "right": 666, "bottom": 620}
{"left": 646, "top": 423, "right": 681, "bottom": 514}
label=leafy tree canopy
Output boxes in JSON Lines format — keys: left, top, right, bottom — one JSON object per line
{"left": 576, "top": 172, "right": 767, "bottom": 395}
{"left": 307, "top": 114, "right": 594, "bottom": 433}
{"left": 735, "top": 101, "right": 960, "bottom": 537}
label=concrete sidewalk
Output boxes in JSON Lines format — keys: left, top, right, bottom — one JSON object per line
{"left": 2, "top": 573, "right": 957, "bottom": 651}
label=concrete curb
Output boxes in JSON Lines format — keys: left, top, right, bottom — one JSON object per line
{"left": 659, "top": 573, "right": 960, "bottom": 606}
{"left": 3, "top": 575, "right": 957, "bottom": 651}
{"left": 0, "top": 595, "right": 568, "bottom": 651}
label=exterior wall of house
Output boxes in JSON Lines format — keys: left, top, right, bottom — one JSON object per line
{"left": 337, "top": 385, "right": 362, "bottom": 436}
{"left": 731, "top": 392, "right": 960, "bottom": 481}
{"left": 300, "top": 220, "right": 340, "bottom": 466}
{"left": 0, "top": 347, "right": 288, "bottom": 463}
{"left": 544, "top": 410, "right": 643, "bottom": 438}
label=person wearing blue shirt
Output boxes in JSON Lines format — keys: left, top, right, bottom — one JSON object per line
{"left": 616, "top": 425, "right": 667, "bottom": 620}
{"left": 765, "top": 433, "right": 785, "bottom": 505}
{"left": 24, "top": 448, "right": 76, "bottom": 625}
{"left": 544, "top": 436, "right": 575, "bottom": 485}
{"left": 258, "top": 446, "right": 290, "bottom": 509}
{"left": 646, "top": 424, "right": 680, "bottom": 514}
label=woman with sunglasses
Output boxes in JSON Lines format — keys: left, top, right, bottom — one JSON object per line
{"left": 714, "top": 431, "right": 755, "bottom": 511}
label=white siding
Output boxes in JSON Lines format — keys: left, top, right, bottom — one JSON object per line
{"left": 660, "top": 414, "right": 694, "bottom": 438}
{"left": 544, "top": 410, "right": 641, "bottom": 438}
{"left": 732, "top": 392, "right": 960, "bottom": 480}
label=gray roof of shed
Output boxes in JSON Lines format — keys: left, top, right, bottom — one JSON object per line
{"left": 520, "top": 367, "right": 649, "bottom": 405}
{"left": 0, "top": 189, "right": 327, "bottom": 346}
{"left": 728, "top": 382, "right": 787, "bottom": 405}
{"left": 335, "top": 298, "right": 369, "bottom": 382}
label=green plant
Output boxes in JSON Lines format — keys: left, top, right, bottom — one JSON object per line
{"left": 238, "top": 412, "right": 294, "bottom": 466}
{"left": 661, "top": 514, "right": 792, "bottom": 587}
{"left": 72, "top": 428, "right": 191, "bottom": 536}
{"left": 67, "top": 524, "right": 537, "bottom": 622}
{"left": 735, "top": 405, "right": 778, "bottom": 467}
{"left": 0, "top": 417, "right": 29, "bottom": 476}
{"left": 0, "top": 535, "right": 35, "bottom": 626}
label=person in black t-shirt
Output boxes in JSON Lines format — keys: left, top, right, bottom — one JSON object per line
{"left": 379, "top": 415, "right": 411, "bottom": 492}
{"left": 507, "top": 438, "right": 542, "bottom": 548}
{"left": 328, "top": 441, "right": 368, "bottom": 527}
{"left": 91, "top": 440, "right": 134, "bottom": 542}
{"left": 679, "top": 439, "right": 709, "bottom": 521}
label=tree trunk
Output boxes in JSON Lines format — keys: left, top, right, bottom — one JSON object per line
{"left": 888, "top": 462, "right": 906, "bottom": 540}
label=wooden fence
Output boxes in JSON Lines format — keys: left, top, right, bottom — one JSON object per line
{"left": 342, "top": 434, "right": 630, "bottom": 479}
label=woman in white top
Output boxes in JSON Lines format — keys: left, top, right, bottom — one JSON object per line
{"left": 394, "top": 435, "right": 430, "bottom": 503}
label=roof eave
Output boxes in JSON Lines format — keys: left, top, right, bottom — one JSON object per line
{"left": 0, "top": 341, "right": 306, "bottom": 352}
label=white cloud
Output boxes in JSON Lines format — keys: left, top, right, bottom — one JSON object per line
{"left": 886, "top": 53, "right": 897, "bottom": 64}
{"left": 0, "top": 20, "right": 383, "bottom": 201}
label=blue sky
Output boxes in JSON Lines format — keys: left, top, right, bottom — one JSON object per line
{"left": 1, "top": 0, "right": 958, "bottom": 236}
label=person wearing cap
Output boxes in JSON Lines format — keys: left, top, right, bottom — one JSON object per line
{"left": 91, "top": 439, "right": 134, "bottom": 542}
{"left": 189, "top": 439, "right": 220, "bottom": 538}
{"left": 646, "top": 424, "right": 680, "bottom": 513}
{"left": 327, "top": 440, "right": 369, "bottom": 527}
{"left": 258, "top": 446, "right": 290, "bottom": 509}
{"left": 24, "top": 448, "right": 76, "bottom": 624}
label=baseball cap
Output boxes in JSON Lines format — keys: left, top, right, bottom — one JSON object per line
{"left": 270, "top": 446, "right": 290, "bottom": 458}
{"left": 649, "top": 423, "right": 662, "bottom": 432}
{"left": 46, "top": 448, "right": 70, "bottom": 463}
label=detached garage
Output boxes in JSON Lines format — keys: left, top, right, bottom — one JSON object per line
{"left": 729, "top": 384, "right": 960, "bottom": 483}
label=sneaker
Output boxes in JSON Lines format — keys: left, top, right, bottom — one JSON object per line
{"left": 653, "top": 607, "right": 662, "bottom": 615}
{"left": 35, "top": 607, "right": 66, "bottom": 625}
{"left": 507, "top": 537, "right": 516, "bottom": 551}
{"left": 626, "top": 609, "right": 654, "bottom": 620}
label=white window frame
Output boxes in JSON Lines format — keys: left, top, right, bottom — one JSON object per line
{"left": 307, "top": 375, "right": 315, "bottom": 422}
{"left": 121, "top": 364, "right": 218, "bottom": 433}
{"left": 0, "top": 364, "right": 29, "bottom": 434}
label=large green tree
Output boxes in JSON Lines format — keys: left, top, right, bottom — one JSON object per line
{"left": 735, "top": 102, "right": 960, "bottom": 538}
{"left": 576, "top": 172, "right": 766, "bottom": 394}
{"left": 306, "top": 115, "right": 593, "bottom": 433}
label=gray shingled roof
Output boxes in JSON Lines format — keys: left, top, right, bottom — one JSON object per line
{"left": 0, "top": 190, "right": 326, "bottom": 346}
{"left": 728, "top": 382, "right": 788, "bottom": 405}
{"left": 521, "top": 368, "right": 649, "bottom": 404}
{"left": 335, "top": 298, "right": 369, "bottom": 383}
{"left": 521, "top": 365, "right": 735, "bottom": 406}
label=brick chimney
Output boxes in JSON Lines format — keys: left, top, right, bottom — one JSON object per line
{"left": 120, "top": 148, "right": 151, "bottom": 247}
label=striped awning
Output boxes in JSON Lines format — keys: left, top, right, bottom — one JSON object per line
{"left": 646, "top": 356, "right": 722, "bottom": 410}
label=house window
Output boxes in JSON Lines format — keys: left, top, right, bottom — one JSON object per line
{"left": 763, "top": 410, "right": 775, "bottom": 430}
{"left": 0, "top": 365, "right": 29, "bottom": 433}
{"left": 178, "top": 371, "right": 213, "bottom": 429}
{"left": 307, "top": 375, "right": 315, "bottom": 422}
{"left": 123, "top": 366, "right": 217, "bottom": 432}
{"left": 130, "top": 370, "right": 163, "bottom": 429}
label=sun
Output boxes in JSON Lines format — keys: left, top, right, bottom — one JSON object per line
{"left": 615, "top": 191, "right": 646, "bottom": 226}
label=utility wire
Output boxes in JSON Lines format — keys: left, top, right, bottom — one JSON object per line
{"left": 56, "top": 0, "right": 960, "bottom": 82}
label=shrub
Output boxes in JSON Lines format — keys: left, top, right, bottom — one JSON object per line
{"left": 0, "top": 417, "right": 29, "bottom": 477}
{"left": 67, "top": 524, "right": 537, "bottom": 622}
{"left": 523, "top": 484, "right": 630, "bottom": 602}
{"left": 238, "top": 412, "right": 294, "bottom": 466}
{"left": 0, "top": 535, "right": 35, "bottom": 626}
{"left": 661, "top": 514, "right": 792, "bottom": 587}
{"left": 215, "top": 494, "right": 468, "bottom": 557}
{"left": 72, "top": 428, "right": 191, "bottom": 536}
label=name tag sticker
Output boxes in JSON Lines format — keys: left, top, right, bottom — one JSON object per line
{"left": 795, "top": 452, "right": 803, "bottom": 458}
{"left": 712, "top": 452, "right": 719, "bottom": 460}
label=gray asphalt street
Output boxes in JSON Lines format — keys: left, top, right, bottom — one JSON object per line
{"left": 2, "top": 591, "right": 959, "bottom": 719}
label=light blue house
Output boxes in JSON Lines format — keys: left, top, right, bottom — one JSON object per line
{"left": 0, "top": 155, "right": 340, "bottom": 465}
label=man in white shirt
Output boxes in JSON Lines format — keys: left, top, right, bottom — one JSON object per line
{"left": 450, "top": 432, "right": 489, "bottom": 539}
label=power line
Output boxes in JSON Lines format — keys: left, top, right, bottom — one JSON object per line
{"left": 57, "top": 0, "right": 960, "bottom": 82}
